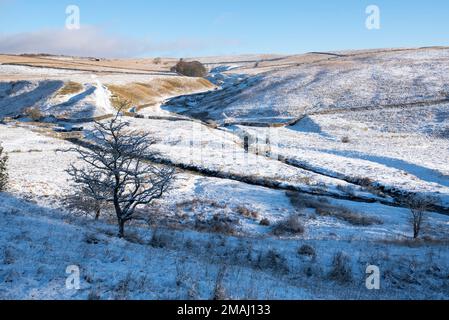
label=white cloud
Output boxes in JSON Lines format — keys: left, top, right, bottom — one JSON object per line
{"left": 0, "top": 26, "right": 228, "bottom": 58}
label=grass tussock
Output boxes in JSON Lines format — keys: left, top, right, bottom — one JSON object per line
{"left": 272, "top": 214, "right": 305, "bottom": 236}
{"left": 195, "top": 214, "right": 238, "bottom": 235}
{"left": 328, "top": 252, "right": 353, "bottom": 284}
{"left": 298, "top": 244, "right": 316, "bottom": 258}
{"left": 255, "top": 249, "right": 289, "bottom": 274}
{"left": 236, "top": 206, "right": 259, "bottom": 219}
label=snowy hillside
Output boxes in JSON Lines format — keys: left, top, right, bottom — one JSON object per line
{"left": 165, "top": 48, "right": 449, "bottom": 125}
{"left": 0, "top": 64, "right": 214, "bottom": 120}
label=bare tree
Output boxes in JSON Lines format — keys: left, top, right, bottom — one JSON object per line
{"left": 0, "top": 142, "right": 8, "bottom": 192}
{"left": 67, "top": 112, "right": 175, "bottom": 238}
{"left": 410, "top": 207, "right": 426, "bottom": 239}
{"left": 404, "top": 195, "right": 430, "bottom": 239}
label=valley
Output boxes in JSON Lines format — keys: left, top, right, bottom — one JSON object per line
{"left": 1, "top": 48, "right": 448, "bottom": 300}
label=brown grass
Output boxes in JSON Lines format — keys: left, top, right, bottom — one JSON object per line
{"left": 287, "top": 192, "right": 383, "bottom": 226}
{"left": 24, "top": 107, "right": 43, "bottom": 121}
{"left": 195, "top": 214, "right": 238, "bottom": 235}
{"left": 57, "top": 81, "right": 83, "bottom": 96}
{"left": 272, "top": 214, "right": 305, "bottom": 236}
{"left": 236, "top": 206, "right": 259, "bottom": 219}
{"left": 107, "top": 78, "right": 213, "bottom": 110}
{"left": 316, "top": 207, "right": 382, "bottom": 226}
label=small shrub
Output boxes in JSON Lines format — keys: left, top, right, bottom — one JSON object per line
{"left": 357, "top": 177, "right": 374, "bottom": 188}
{"left": 298, "top": 244, "right": 316, "bottom": 258}
{"left": 256, "top": 249, "right": 289, "bottom": 273}
{"left": 195, "top": 214, "right": 238, "bottom": 235}
{"left": 329, "top": 252, "right": 353, "bottom": 283}
{"left": 260, "top": 218, "right": 270, "bottom": 226}
{"left": 237, "top": 206, "right": 259, "bottom": 219}
{"left": 341, "top": 136, "right": 350, "bottom": 143}
{"left": 24, "top": 107, "right": 43, "bottom": 121}
{"left": 153, "top": 57, "right": 162, "bottom": 65}
{"left": 272, "top": 215, "right": 305, "bottom": 236}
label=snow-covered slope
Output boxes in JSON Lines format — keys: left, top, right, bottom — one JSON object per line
{"left": 0, "top": 64, "right": 213, "bottom": 120}
{"left": 164, "top": 48, "right": 449, "bottom": 125}
{"left": 1, "top": 190, "right": 448, "bottom": 300}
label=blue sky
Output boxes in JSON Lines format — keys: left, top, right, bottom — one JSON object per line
{"left": 1, "top": 0, "right": 449, "bottom": 57}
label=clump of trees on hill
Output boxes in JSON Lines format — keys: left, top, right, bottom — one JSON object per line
{"left": 67, "top": 111, "right": 176, "bottom": 238}
{"left": 0, "top": 142, "right": 8, "bottom": 192}
{"left": 171, "top": 59, "right": 208, "bottom": 77}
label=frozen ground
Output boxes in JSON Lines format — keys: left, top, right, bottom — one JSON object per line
{"left": 1, "top": 48, "right": 449, "bottom": 300}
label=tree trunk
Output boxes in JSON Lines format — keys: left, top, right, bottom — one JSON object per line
{"left": 118, "top": 219, "right": 125, "bottom": 238}
{"left": 95, "top": 208, "right": 100, "bottom": 221}
{"left": 413, "top": 225, "right": 419, "bottom": 239}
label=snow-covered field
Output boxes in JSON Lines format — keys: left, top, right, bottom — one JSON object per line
{"left": 1, "top": 187, "right": 448, "bottom": 299}
{"left": 231, "top": 108, "right": 449, "bottom": 210}
{"left": 1, "top": 49, "right": 449, "bottom": 300}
